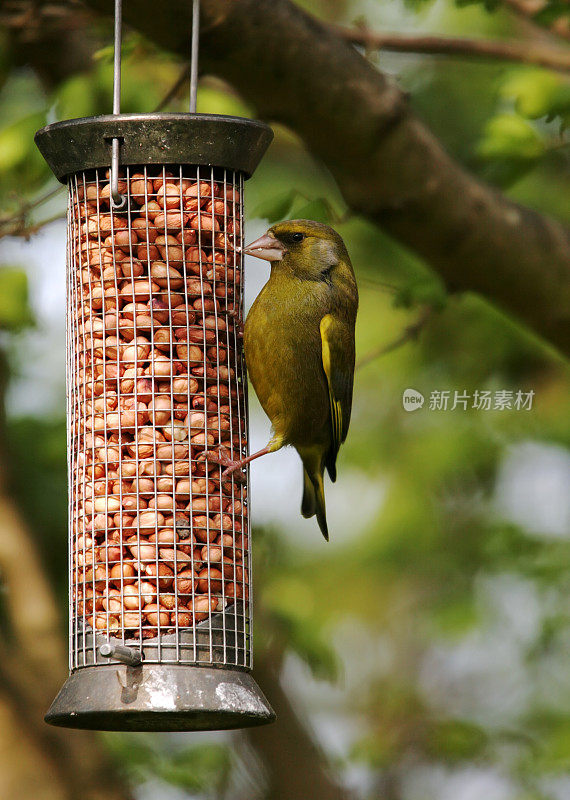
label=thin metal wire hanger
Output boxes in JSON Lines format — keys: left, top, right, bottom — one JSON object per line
{"left": 189, "top": 0, "right": 200, "bottom": 114}
{"left": 110, "top": 0, "right": 126, "bottom": 209}
{"left": 110, "top": 0, "right": 200, "bottom": 209}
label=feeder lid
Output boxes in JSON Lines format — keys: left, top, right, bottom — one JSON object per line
{"left": 35, "top": 113, "right": 273, "bottom": 182}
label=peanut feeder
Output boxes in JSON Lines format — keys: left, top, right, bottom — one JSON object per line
{"left": 34, "top": 111, "right": 274, "bottom": 731}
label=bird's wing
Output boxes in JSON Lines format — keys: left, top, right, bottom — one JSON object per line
{"left": 320, "top": 314, "right": 355, "bottom": 479}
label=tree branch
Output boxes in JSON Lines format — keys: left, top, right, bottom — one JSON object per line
{"left": 0, "top": 186, "right": 65, "bottom": 240}
{"left": 332, "top": 25, "right": 570, "bottom": 73}
{"left": 0, "top": 213, "right": 66, "bottom": 241}
{"left": 0, "top": 348, "right": 132, "bottom": 800}
{"left": 154, "top": 63, "right": 190, "bottom": 111}
{"left": 0, "top": 487, "right": 133, "bottom": 800}
{"left": 248, "top": 644, "right": 352, "bottom": 800}
{"left": 2, "top": 1, "right": 94, "bottom": 88}
{"left": 503, "top": 0, "right": 570, "bottom": 43}
{"left": 79, "top": 0, "right": 570, "bottom": 358}
{"left": 356, "top": 306, "right": 434, "bottom": 370}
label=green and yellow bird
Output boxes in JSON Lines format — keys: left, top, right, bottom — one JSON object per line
{"left": 210, "top": 219, "right": 358, "bottom": 540}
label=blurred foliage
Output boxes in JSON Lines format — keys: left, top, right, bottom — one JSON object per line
{"left": 0, "top": 268, "right": 33, "bottom": 331}
{"left": 476, "top": 68, "right": 570, "bottom": 187}
{"left": 252, "top": 188, "right": 343, "bottom": 226}
{"left": 0, "top": 1, "right": 569, "bottom": 799}
{"left": 6, "top": 416, "right": 68, "bottom": 602}
{"left": 104, "top": 733, "right": 232, "bottom": 796}
{"left": 55, "top": 38, "right": 178, "bottom": 121}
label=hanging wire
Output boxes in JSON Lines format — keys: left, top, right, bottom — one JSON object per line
{"left": 110, "top": 0, "right": 127, "bottom": 210}
{"left": 112, "top": 0, "right": 122, "bottom": 118}
{"left": 189, "top": 0, "right": 200, "bottom": 113}
{"left": 110, "top": 0, "right": 199, "bottom": 205}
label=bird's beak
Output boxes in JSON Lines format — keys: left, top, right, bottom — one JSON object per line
{"left": 243, "top": 233, "right": 286, "bottom": 262}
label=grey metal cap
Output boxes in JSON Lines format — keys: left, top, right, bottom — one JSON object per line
{"left": 45, "top": 664, "right": 275, "bottom": 731}
{"left": 34, "top": 113, "right": 273, "bottom": 181}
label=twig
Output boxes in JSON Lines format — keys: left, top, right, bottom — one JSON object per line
{"left": 5, "top": 185, "right": 62, "bottom": 217}
{"left": 502, "top": 0, "right": 570, "bottom": 43}
{"left": 356, "top": 306, "right": 433, "bottom": 370}
{"left": 0, "top": 185, "right": 63, "bottom": 229}
{"left": 154, "top": 63, "right": 190, "bottom": 112}
{"left": 0, "top": 213, "right": 66, "bottom": 241}
{"left": 331, "top": 25, "right": 570, "bottom": 73}
{"left": 358, "top": 277, "right": 399, "bottom": 294}
{"left": 0, "top": 185, "right": 65, "bottom": 242}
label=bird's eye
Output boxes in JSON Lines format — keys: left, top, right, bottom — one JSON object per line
{"left": 291, "top": 232, "right": 305, "bottom": 242}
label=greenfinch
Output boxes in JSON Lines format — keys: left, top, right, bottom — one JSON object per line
{"left": 208, "top": 219, "right": 358, "bottom": 541}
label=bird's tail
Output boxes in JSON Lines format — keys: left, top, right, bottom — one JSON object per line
{"left": 301, "top": 462, "right": 329, "bottom": 541}
{"left": 301, "top": 468, "right": 316, "bottom": 519}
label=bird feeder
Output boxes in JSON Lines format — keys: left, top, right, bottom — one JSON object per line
{"left": 34, "top": 0, "right": 274, "bottom": 731}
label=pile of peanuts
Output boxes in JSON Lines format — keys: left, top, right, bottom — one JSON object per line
{"left": 69, "top": 167, "right": 249, "bottom": 649}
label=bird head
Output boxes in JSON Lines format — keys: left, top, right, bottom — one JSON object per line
{"left": 244, "top": 219, "right": 352, "bottom": 282}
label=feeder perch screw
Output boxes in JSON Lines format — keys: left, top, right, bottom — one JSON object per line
{"left": 99, "top": 642, "right": 143, "bottom": 667}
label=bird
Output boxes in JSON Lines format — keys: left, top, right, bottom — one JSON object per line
{"left": 205, "top": 219, "right": 358, "bottom": 541}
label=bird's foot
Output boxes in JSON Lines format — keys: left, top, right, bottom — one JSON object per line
{"left": 225, "top": 307, "right": 243, "bottom": 337}
{"left": 202, "top": 450, "right": 247, "bottom": 484}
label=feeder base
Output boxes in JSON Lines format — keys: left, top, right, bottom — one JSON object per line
{"left": 45, "top": 664, "right": 275, "bottom": 731}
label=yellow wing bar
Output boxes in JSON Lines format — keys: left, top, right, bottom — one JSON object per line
{"left": 320, "top": 314, "right": 343, "bottom": 453}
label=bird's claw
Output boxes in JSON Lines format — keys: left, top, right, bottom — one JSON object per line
{"left": 221, "top": 464, "right": 247, "bottom": 483}
{"left": 203, "top": 450, "right": 247, "bottom": 484}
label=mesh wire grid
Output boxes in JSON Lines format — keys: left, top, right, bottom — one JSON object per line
{"left": 67, "top": 165, "right": 251, "bottom": 669}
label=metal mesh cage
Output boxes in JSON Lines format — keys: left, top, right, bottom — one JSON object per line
{"left": 69, "top": 165, "right": 250, "bottom": 668}
{"left": 35, "top": 113, "right": 274, "bottom": 731}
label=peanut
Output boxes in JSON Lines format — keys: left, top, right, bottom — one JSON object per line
{"left": 71, "top": 170, "right": 250, "bottom": 640}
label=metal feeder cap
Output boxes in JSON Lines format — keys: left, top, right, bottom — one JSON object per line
{"left": 35, "top": 113, "right": 273, "bottom": 181}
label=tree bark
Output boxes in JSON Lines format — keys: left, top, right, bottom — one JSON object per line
{"left": 82, "top": 0, "right": 570, "bottom": 358}
{"left": 0, "top": 351, "right": 132, "bottom": 800}
{"left": 249, "top": 646, "right": 352, "bottom": 800}
{"left": 0, "top": 492, "right": 132, "bottom": 800}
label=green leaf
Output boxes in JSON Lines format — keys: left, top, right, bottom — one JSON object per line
{"left": 102, "top": 732, "right": 159, "bottom": 784}
{"left": 455, "top": 0, "right": 500, "bottom": 9}
{"left": 478, "top": 114, "right": 545, "bottom": 162}
{"left": 533, "top": 2, "right": 570, "bottom": 26}
{"left": 93, "top": 33, "right": 141, "bottom": 63}
{"left": 0, "top": 125, "right": 28, "bottom": 171}
{"left": 290, "top": 197, "right": 336, "bottom": 224}
{"left": 92, "top": 44, "right": 115, "bottom": 63}
{"left": 56, "top": 72, "right": 100, "bottom": 121}
{"left": 393, "top": 276, "right": 447, "bottom": 311}
{"left": 291, "top": 622, "right": 340, "bottom": 682}
{"left": 154, "top": 744, "right": 231, "bottom": 793}
{"left": 499, "top": 70, "right": 570, "bottom": 134}
{"left": 0, "top": 268, "right": 34, "bottom": 331}
{"left": 103, "top": 732, "right": 156, "bottom": 767}
{"left": 501, "top": 71, "right": 563, "bottom": 120}
{"left": 55, "top": 53, "right": 168, "bottom": 120}
{"left": 252, "top": 188, "right": 299, "bottom": 222}
{"left": 104, "top": 734, "right": 231, "bottom": 794}
{"left": 197, "top": 85, "right": 252, "bottom": 118}
{"left": 0, "top": 112, "right": 48, "bottom": 192}
{"left": 264, "top": 576, "right": 339, "bottom": 682}
{"left": 291, "top": 197, "right": 336, "bottom": 225}
{"left": 425, "top": 719, "right": 488, "bottom": 762}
